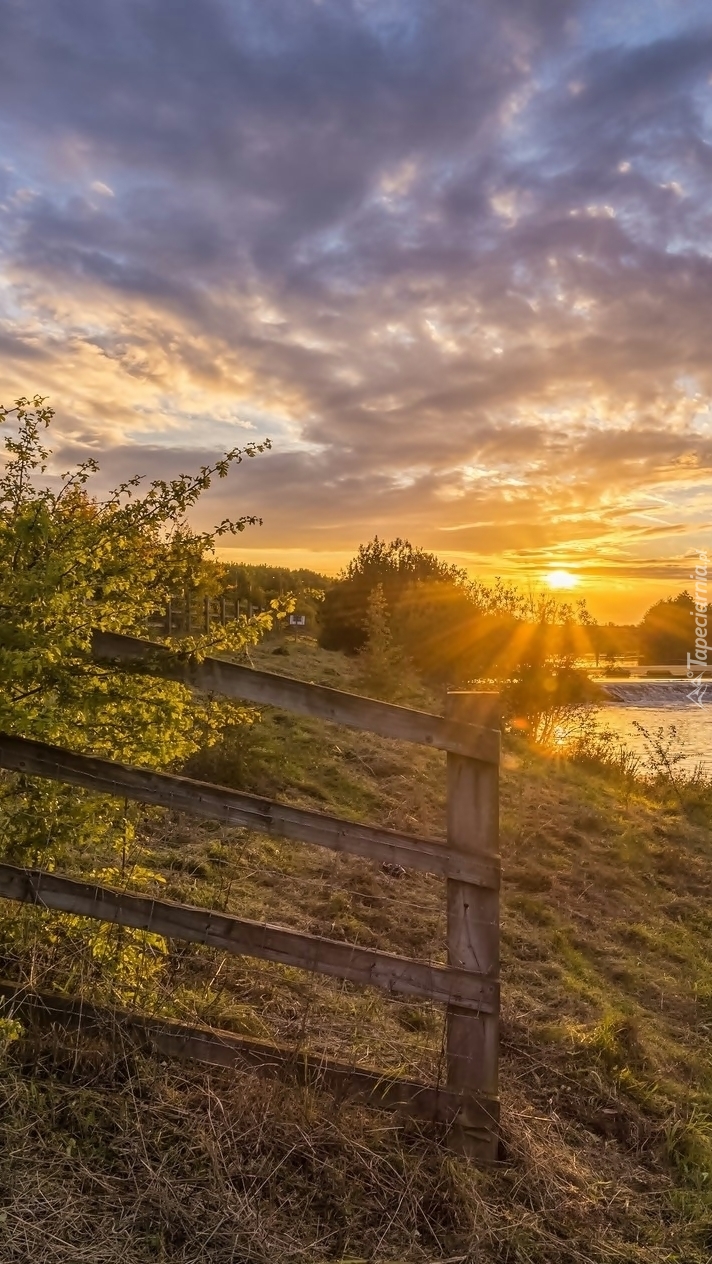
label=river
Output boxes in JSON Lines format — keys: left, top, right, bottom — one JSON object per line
{"left": 597, "top": 676, "right": 712, "bottom": 777}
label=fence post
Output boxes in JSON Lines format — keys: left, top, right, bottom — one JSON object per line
{"left": 445, "top": 691, "right": 500, "bottom": 1161}
{"left": 204, "top": 594, "right": 211, "bottom": 633}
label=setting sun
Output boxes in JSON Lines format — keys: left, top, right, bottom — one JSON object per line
{"left": 544, "top": 569, "right": 579, "bottom": 590}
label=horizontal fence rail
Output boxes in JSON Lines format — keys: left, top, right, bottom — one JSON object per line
{"left": 0, "top": 981, "right": 499, "bottom": 1135}
{"left": 0, "top": 864, "right": 497, "bottom": 1012}
{"left": 92, "top": 631, "right": 500, "bottom": 764}
{"left": 0, "top": 734, "right": 499, "bottom": 889}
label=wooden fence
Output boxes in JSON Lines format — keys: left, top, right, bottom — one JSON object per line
{"left": 0, "top": 631, "right": 501, "bottom": 1160}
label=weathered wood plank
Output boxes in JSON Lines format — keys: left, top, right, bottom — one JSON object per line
{"left": 0, "top": 733, "right": 499, "bottom": 888}
{"left": 0, "top": 981, "right": 498, "bottom": 1133}
{"left": 0, "top": 863, "right": 497, "bottom": 1012}
{"left": 446, "top": 692, "right": 501, "bottom": 1162}
{"left": 92, "top": 630, "right": 500, "bottom": 763}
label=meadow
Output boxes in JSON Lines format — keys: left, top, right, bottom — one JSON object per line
{"left": 2, "top": 634, "right": 712, "bottom": 1263}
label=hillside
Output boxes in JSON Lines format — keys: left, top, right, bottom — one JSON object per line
{"left": 1, "top": 637, "right": 712, "bottom": 1263}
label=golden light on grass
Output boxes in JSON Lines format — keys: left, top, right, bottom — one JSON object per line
{"left": 544, "top": 569, "right": 579, "bottom": 590}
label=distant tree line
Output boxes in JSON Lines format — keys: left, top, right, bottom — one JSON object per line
{"left": 315, "top": 538, "right": 705, "bottom": 671}
{"left": 170, "top": 536, "right": 702, "bottom": 675}
{"left": 638, "top": 592, "right": 712, "bottom": 665}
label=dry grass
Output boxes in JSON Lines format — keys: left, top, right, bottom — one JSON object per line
{"left": 0, "top": 1031, "right": 705, "bottom": 1263}
{"left": 0, "top": 1036, "right": 701, "bottom": 1264}
{"left": 1, "top": 637, "right": 712, "bottom": 1262}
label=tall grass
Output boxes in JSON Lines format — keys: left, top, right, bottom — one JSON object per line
{"left": 550, "top": 706, "right": 712, "bottom": 818}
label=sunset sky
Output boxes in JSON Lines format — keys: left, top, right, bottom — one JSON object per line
{"left": 1, "top": 0, "right": 711, "bottom": 621}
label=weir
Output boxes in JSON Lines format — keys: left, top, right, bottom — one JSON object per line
{"left": 600, "top": 679, "right": 712, "bottom": 706}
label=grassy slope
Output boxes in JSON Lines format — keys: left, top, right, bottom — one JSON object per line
{"left": 1, "top": 637, "right": 712, "bottom": 1262}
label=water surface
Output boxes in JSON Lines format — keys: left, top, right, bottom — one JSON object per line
{"left": 598, "top": 678, "right": 712, "bottom": 776}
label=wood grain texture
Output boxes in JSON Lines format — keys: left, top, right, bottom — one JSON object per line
{"left": 0, "top": 863, "right": 497, "bottom": 1011}
{"left": 0, "top": 981, "right": 498, "bottom": 1134}
{"left": 445, "top": 692, "right": 501, "bottom": 1161}
{"left": 92, "top": 630, "right": 500, "bottom": 763}
{"left": 0, "top": 733, "right": 499, "bottom": 888}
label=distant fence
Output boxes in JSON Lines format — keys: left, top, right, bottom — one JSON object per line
{"left": 0, "top": 631, "right": 501, "bottom": 1160}
{"left": 147, "top": 593, "right": 264, "bottom": 638}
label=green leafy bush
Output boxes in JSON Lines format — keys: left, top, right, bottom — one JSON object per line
{"left": 0, "top": 395, "right": 274, "bottom": 870}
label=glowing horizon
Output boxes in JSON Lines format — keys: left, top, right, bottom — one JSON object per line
{"left": 214, "top": 545, "right": 685, "bottom": 623}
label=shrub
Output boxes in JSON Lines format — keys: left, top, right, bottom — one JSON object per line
{"left": 0, "top": 394, "right": 274, "bottom": 869}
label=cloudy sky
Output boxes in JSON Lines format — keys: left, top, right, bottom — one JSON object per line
{"left": 1, "top": 0, "right": 711, "bottom": 619}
